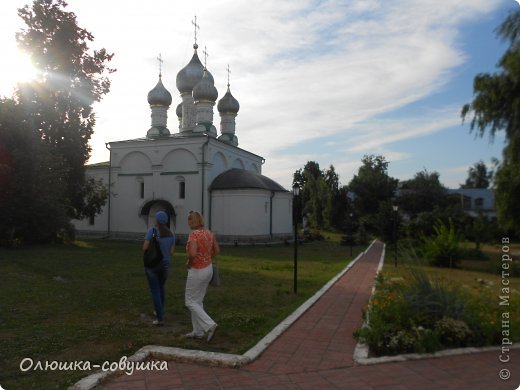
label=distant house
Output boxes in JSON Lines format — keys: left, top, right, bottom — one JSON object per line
{"left": 447, "top": 188, "right": 496, "bottom": 220}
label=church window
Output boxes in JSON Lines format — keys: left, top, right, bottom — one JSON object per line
{"left": 475, "top": 197, "right": 484, "bottom": 208}
{"left": 89, "top": 215, "right": 95, "bottom": 225}
{"left": 176, "top": 176, "right": 186, "bottom": 199}
{"left": 136, "top": 177, "right": 145, "bottom": 199}
{"left": 179, "top": 181, "right": 186, "bottom": 199}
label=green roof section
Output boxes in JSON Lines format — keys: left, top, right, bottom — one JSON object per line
{"left": 86, "top": 161, "right": 110, "bottom": 168}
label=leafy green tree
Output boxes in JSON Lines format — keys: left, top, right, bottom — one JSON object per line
{"left": 348, "top": 155, "right": 398, "bottom": 216}
{"left": 461, "top": 9, "right": 520, "bottom": 231}
{"left": 0, "top": 0, "right": 113, "bottom": 245}
{"left": 0, "top": 98, "right": 69, "bottom": 245}
{"left": 461, "top": 161, "right": 493, "bottom": 189}
{"left": 493, "top": 153, "right": 520, "bottom": 231}
{"left": 15, "top": 0, "right": 114, "bottom": 220}
{"left": 293, "top": 162, "right": 349, "bottom": 230}
{"left": 399, "top": 170, "right": 448, "bottom": 218}
{"left": 293, "top": 161, "right": 322, "bottom": 227}
{"left": 323, "top": 165, "right": 349, "bottom": 230}
{"left": 422, "top": 218, "right": 461, "bottom": 268}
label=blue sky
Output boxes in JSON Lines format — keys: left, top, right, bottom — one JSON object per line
{"left": 0, "top": 0, "right": 517, "bottom": 189}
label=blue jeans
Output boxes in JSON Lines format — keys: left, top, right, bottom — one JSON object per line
{"left": 145, "top": 263, "right": 168, "bottom": 321}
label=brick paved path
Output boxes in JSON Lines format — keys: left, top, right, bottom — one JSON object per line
{"left": 98, "top": 241, "right": 519, "bottom": 389}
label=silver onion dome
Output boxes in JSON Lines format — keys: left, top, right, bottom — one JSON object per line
{"left": 193, "top": 70, "right": 218, "bottom": 102}
{"left": 217, "top": 88, "right": 240, "bottom": 114}
{"left": 176, "top": 47, "right": 214, "bottom": 94}
{"left": 147, "top": 77, "right": 172, "bottom": 106}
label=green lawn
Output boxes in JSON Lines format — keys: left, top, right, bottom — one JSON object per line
{"left": 382, "top": 241, "right": 520, "bottom": 306}
{"left": 0, "top": 238, "right": 360, "bottom": 389}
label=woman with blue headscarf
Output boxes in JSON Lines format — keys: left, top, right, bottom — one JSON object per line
{"left": 143, "top": 211, "right": 175, "bottom": 326}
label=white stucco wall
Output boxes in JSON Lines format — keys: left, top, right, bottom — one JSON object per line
{"left": 210, "top": 189, "right": 271, "bottom": 237}
{"left": 210, "top": 189, "right": 292, "bottom": 239}
{"left": 272, "top": 192, "right": 293, "bottom": 234}
{"left": 74, "top": 135, "right": 287, "bottom": 241}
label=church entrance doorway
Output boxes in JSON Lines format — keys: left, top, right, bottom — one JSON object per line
{"left": 140, "top": 200, "right": 176, "bottom": 231}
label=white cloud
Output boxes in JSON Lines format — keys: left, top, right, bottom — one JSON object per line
{"left": 0, "top": 0, "right": 509, "bottom": 188}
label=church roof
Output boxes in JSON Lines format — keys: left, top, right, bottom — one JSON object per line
{"left": 210, "top": 168, "right": 287, "bottom": 192}
{"left": 147, "top": 76, "right": 172, "bottom": 106}
{"left": 176, "top": 48, "right": 214, "bottom": 94}
{"left": 217, "top": 88, "right": 240, "bottom": 114}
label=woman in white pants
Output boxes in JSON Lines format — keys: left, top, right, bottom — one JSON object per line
{"left": 184, "top": 211, "right": 220, "bottom": 341}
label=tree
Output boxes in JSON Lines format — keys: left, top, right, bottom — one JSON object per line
{"left": 461, "top": 160, "right": 493, "bottom": 189}
{"left": 15, "top": 0, "right": 114, "bottom": 220}
{"left": 422, "top": 218, "right": 461, "bottom": 268}
{"left": 323, "top": 165, "right": 348, "bottom": 230}
{"left": 0, "top": 98, "right": 69, "bottom": 245}
{"left": 399, "top": 169, "right": 448, "bottom": 218}
{"left": 293, "top": 162, "right": 349, "bottom": 230}
{"left": 461, "top": 9, "right": 520, "bottom": 231}
{"left": 348, "top": 155, "right": 398, "bottom": 216}
{"left": 494, "top": 152, "right": 520, "bottom": 231}
{"left": 0, "top": 0, "right": 113, "bottom": 245}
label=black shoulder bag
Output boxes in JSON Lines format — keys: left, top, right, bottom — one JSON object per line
{"left": 143, "top": 228, "right": 163, "bottom": 268}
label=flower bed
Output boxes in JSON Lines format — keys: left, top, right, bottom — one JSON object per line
{"left": 354, "top": 269, "right": 513, "bottom": 357}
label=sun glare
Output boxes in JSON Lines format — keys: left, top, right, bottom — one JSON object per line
{"left": 0, "top": 48, "right": 39, "bottom": 96}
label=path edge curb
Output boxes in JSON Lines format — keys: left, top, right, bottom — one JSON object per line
{"left": 70, "top": 241, "right": 375, "bottom": 389}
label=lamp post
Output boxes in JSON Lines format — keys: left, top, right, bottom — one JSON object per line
{"left": 292, "top": 184, "right": 300, "bottom": 294}
{"left": 349, "top": 212, "right": 353, "bottom": 258}
{"left": 392, "top": 205, "right": 398, "bottom": 267}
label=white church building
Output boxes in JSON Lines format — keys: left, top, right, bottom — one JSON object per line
{"left": 73, "top": 39, "right": 293, "bottom": 243}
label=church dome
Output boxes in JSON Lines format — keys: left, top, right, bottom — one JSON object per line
{"left": 210, "top": 168, "right": 287, "bottom": 192}
{"left": 176, "top": 48, "right": 214, "bottom": 94}
{"left": 193, "top": 70, "right": 218, "bottom": 102}
{"left": 217, "top": 88, "right": 240, "bottom": 114}
{"left": 147, "top": 77, "right": 172, "bottom": 106}
{"left": 176, "top": 102, "right": 182, "bottom": 118}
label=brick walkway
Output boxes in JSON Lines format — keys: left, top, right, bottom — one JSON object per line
{"left": 97, "top": 241, "right": 519, "bottom": 389}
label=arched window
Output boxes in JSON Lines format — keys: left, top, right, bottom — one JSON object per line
{"left": 137, "top": 177, "right": 144, "bottom": 199}
{"left": 176, "top": 176, "right": 186, "bottom": 199}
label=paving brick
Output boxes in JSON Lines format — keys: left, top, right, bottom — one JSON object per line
{"left": 96, "top": 241, "right": 520, "bottom": 390}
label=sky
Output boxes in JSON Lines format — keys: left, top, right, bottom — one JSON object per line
{"left": 0, "top": 0, "right": 517, "bottom": 190}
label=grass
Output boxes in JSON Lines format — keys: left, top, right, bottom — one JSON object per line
{"left": 0, "top": 237, "right": 360, "bottom": 389}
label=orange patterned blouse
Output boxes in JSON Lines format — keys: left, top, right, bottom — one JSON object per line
{"left": 187, "top": 228, "right": 216, "bottom": 269}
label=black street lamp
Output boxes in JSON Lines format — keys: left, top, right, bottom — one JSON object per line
{"left": 349, "top": 212, "right": 353, "bottom": 258}
{"left": 292, "top": 184, "right": 300, "bottom": 294}
{"left": 392, "top": 205, "right": 398, "bottom": 267}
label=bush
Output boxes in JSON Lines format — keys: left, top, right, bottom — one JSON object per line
{"left": 402, "top": 268, "right": 466, "bottom": 325}
{"left": 435, "top": 317, "right": 472, "bottom": 347}
{"left": 355, "top": 268, "right": 510, "bottom": 356}
{"left": 422, "top": 218, "right": 461, "bottom": 268}
{"left": 459, "top": 247, "right": 488, "bottom": 261}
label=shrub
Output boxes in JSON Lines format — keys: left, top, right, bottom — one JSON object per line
{"left": 402, "top": 268, "right": 466, "bottom": 326}
{"left": 435, "top": 317, "right": 472, "bottom": 347}
{"left": 354, "top": 267, "right": 512, "bottom": 356}
{"left": 422, "top": 218, "right": 461, "bottom": 268}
